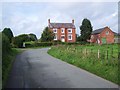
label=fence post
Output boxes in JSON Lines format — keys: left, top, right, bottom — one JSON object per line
{"left": 86, "top": 48, "right": 87, "bottom": 56}
{"left": 106, "top": 49, "right": 109, "bottom": 65}
{"left": 98, "top": 49, "right": 100, "bottom": 59}
{"left": 111, "top": 47, "right": 114, "bottom": 66}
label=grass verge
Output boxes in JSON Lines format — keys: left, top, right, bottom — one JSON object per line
{"left": 48, "top": 44, "right": 119, "bottom": 85}
{"left": 2, "top": 48, "right": 23, "bottom": 88}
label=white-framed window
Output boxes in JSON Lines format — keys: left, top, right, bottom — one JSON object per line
{"left": 68, "top": 34, "right": 72, "bottom": 40}
{"left": 53, "top": 28, "right": 57, "bottom": 33}
{"left": 68, "top": 28, "right": 72, "bottom": 33}
{"left": 61, "top": 28, "right": 65, "bottom": 33}
{"left": 91, "top": 35, "right": 94, "bottom": 39}
{"left": 61, "top": 35, "right": 65, "bottom": 39}
{"left": 54, "top": 34, "right": 57, "bottom": 40}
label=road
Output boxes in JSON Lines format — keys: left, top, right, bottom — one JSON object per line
{"left": 6, "top": 48, "right": 118, "bottom": 88}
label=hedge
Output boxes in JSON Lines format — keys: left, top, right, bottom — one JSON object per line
{"left": 24, "top": 41, "right": 92, "bottom": 48}
{"left": 25, "top": 42, "right": 53, "bottom": 48}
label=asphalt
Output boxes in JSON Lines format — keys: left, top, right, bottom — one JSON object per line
{"left": 5, "top": 48, "right": 118, "bottom": 88}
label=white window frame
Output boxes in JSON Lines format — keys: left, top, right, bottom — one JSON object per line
{"left": 61, "top": 35, "right": 65, "bottom": 39}
{"left": 68, "top": 28, "right": 72, "bottom": 33}
{"left": 54, "top": 34, "right": 57, "bottom": 40}
{"left": 53, "top": 28, "right": 57, "bottom": 33}
{"left": 68, "top": 34, "right": 72, "bottom": 40}
{"left": 61, "top": 28, "right": 65, "bottom": 33}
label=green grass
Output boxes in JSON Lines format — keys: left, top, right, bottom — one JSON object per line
{"left": 2, "top": 48, "right": 23, "bottom": 88}
{"left": 48, "top": 44, "right": 119, "bottom": 85}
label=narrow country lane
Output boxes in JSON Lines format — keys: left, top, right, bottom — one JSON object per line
{"left": 6, "top": 48, "right": 118, "bottom": 88}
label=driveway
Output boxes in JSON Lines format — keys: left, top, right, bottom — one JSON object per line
{"left": 6, "top": 48, "right": 118, "bottom": 88}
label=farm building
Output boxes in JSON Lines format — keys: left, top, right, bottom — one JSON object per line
{"left": 48, "top": 19, "right": 76, "bottom": 42}
{"left": 114, "top": 32, "right": 120, "bottom": 43}
{"left": 89, "top": 26, "right": 114, "bottom": 44}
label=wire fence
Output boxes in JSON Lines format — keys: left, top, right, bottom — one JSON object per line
{"left": 65, "top": 45, "right": 118, "bottom": 67}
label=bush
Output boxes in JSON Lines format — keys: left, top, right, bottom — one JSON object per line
{"left": 12, "top": 34, "right": 38, "bottom": 48}
{"left": 12, "top": 36, "right": 23, "bottom": 48}
{"left": 36, "top": 42, "right": 53, "bottom": 47}
{"left": 2, "top": 28, "right": 14, "bottom": 43}
{"left": 24, "top": 41, "right": 83, "bottom": 48}
{"left": 2, "top": 33, "right": 11, "bottom": 55}
{"left": 25, "top": 42, "right": 53, "bottom": 48}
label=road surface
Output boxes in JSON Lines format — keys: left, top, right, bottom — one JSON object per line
{"left": 6, "top": 48, "right": 118, "bottom": 88}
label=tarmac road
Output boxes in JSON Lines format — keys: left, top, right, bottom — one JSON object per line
{"left": 6, "top": 48, "right": 118, "bottom": 88}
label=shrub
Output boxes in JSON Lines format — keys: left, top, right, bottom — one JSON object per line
{"left": 25, "top": 42, "right": 53, "bottom": 48}
{"left": 12, "top": 34, "right": 37, "bottom": 48}
{"left": 2, "top": 33, "right": 11, "bottom": 55}
{"left": 2, "top": 28, "right": 14, "bottom": 43}
{"left": 12, "top": 36, "right": 23, "bottom": 48}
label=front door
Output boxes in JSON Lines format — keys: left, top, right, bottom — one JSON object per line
{"left": 61, "top": 36, "right": 65, "bottom": 42}
{"left": 102, "top": 38, "right": 106, "bottom": 44}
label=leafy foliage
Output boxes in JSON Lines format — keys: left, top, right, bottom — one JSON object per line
{"left": 12, "top": 34, "right": 37, "bottom": 48}
{"left": 2, "top": 33, "right": 11, "bottom": 55}
{"left": 40, "top": 27, "right": 54, "bottom": 42}
{"left": 29, "top": 33, "right": 37, "bottom": 41}
{"left": 80, "top": 18, "right": 93, "bottom": 42}
{"left": 2, "top": 28, "right": 14, "bottom": 43}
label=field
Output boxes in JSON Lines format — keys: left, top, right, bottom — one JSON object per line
{"left": 48, "top": 44, "right": 119, "bottom": 84}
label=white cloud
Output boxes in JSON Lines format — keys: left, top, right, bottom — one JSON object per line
{"left": 2, "top": 2, "right": 118, "bottom": 38}
{"left": 1, "top": 0, "right": 119, "bottom": 2}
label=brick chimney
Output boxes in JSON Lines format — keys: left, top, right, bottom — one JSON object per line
{"left": 48, "top": 19, "right": 50, "bottom": 27}
{"left": 72, "top": 19, "right": 74, "bottom": 24}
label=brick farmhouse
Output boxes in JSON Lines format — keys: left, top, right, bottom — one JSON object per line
{"left": 89, "top": 26, "right": 114, "bottom": 44}
{"left": 48, "top": 19, "right": 76, "bottom": 42}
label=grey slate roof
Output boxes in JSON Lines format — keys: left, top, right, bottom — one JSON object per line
{"left": 49, "top": 23, "right": 75, "bottom": 29}
{"left": 92, "top": 27, "right": 119, "bottom": 35}
{"left": 92, "top": 27, "right": 105, "bottom": 34}
{"left": 113, "top": 32, "right": 120, "bottom": 36}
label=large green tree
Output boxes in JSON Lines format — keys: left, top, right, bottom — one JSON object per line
{"left": 2, "top": 28, "right": 14, "bottom": 43}
{"left": 80, "top": 18, "right": 93, "bottom": 42}
{"left": 29, "top": 33, "right": 37, "bottom": 41}
{"left": 40, "top": 27, "right": 54, "bottom": 42}
{"left": 12, "top": 33, "right": 38, "bottom": 48}
{"left": 2, "top": 33, "right": 11, "bottom": 55}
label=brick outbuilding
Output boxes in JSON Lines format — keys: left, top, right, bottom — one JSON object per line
{"left": 89, "top": 26, "right": 114, "bottom": 44}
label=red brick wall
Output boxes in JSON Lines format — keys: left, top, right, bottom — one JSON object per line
{"left": 90, "top": 27, "right": 114, "bottom": 44}
{"left": 50, "top": 28, "right": 76, "bottom": 42}
{"left": 100, "top": 27, "right": 114, "bottom": 44}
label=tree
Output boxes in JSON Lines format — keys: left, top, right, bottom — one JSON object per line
{"left": 29, "top": 33, "right": 37, "bottom": 41}
{"left": 2, "top": 33, "right": 11, "bottom": 55}
{"left": 80, "top": 18, "right": 93, "bottom": 42}
{"left": 2, "top": 28, "right": 14, "bottom": 43}
{"left": 40, "top": 27, "right": 54, "bottom": 42}
{"left": 12, "top": 33, "right": 38, "bottom": 48}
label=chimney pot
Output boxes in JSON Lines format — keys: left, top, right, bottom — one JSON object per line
{"left": 72, "top": 19, "right": 74, "bottom": 24}
{"left": 48, "top": 19, "right": 50, "bottom": 27}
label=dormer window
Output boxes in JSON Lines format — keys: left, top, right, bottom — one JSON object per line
{"left": 61, "top": 28, "right": 65, "bottom": 33}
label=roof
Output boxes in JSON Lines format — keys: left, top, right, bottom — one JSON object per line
{"left": 49, "top": 23, "right": 75, "bottom": 29}
{"left": 92, "top": 27, "right": 105, "bottom": 34}
{"left": 113, "top": 32, "right": 120, "bottom": 36}
{"left": 92, "top": 27, "right": 120, "bottom": 35}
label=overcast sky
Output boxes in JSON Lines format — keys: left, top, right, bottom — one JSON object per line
{"left": 1, "top": 1, "right": 119, "bottom": 39}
